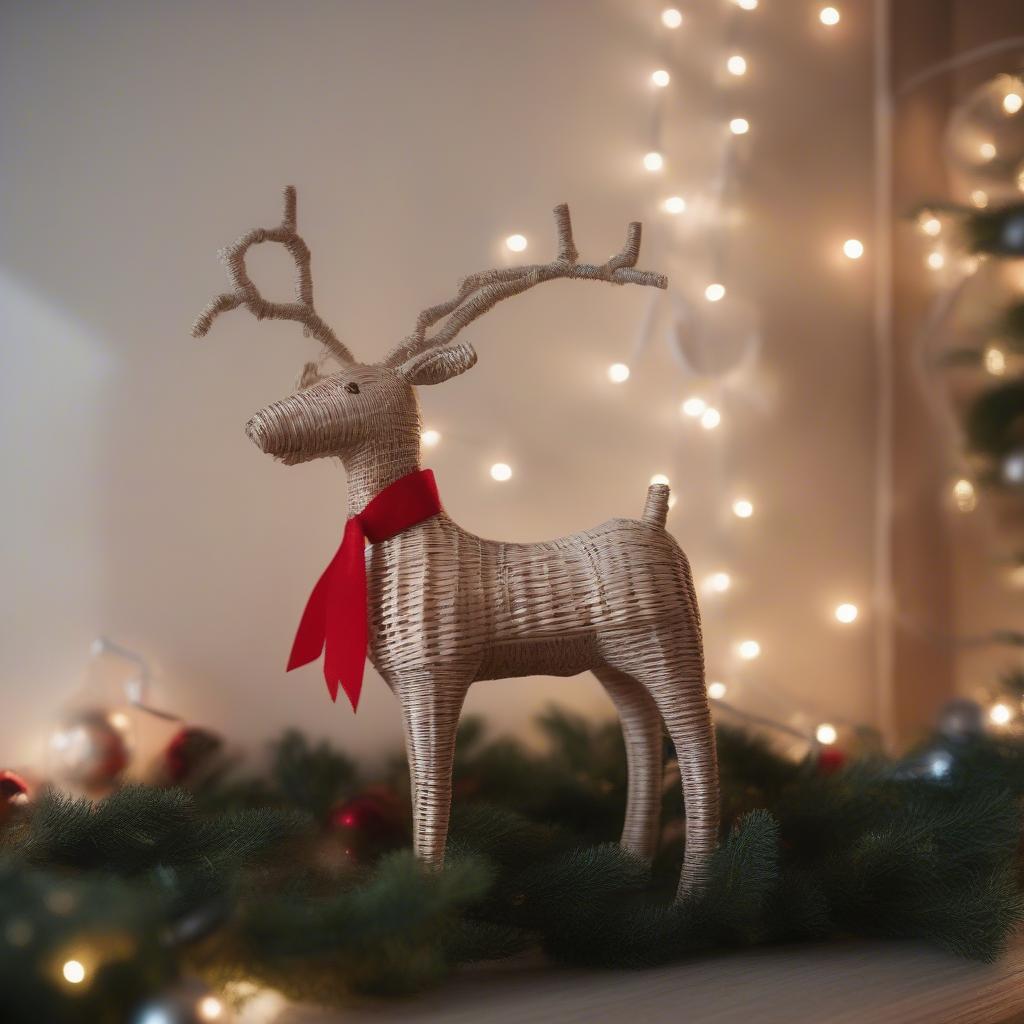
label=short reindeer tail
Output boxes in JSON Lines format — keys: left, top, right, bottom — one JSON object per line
{"left": 641, "top": 483, "right": 670, "bottom": 528}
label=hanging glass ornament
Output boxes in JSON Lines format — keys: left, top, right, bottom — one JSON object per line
{"left": 669, "top": 290, "right": 761, "bottom": 380}
{"left": 48, "top": 709, "right": 131, "bottom": 793}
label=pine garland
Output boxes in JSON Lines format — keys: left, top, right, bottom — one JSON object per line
{"left": 1, "top": 713, "right": 1023, "bottom": 1022}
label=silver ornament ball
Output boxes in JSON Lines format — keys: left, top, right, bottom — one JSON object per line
{"left": 48, "top": 709, "right": 131, "bottom": 791}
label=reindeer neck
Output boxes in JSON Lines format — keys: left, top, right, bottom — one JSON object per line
{"left": 342, "top": 442, "right": 422, "bottom": 518}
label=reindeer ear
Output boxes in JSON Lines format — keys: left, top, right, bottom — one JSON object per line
{"left": 296, "top": 361, "right": 324, "bottom": 390}
{"left": 399, "top": 341, "right": 478, "bottom": 386}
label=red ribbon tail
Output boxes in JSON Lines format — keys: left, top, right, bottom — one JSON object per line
{"left": 323, "top": 519, "right": 368, "bottom": 712}
{"left": 286, "top": 566, "right": 332, "bottom": 672}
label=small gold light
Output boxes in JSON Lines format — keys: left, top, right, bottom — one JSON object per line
{"left": 834, "top": 603, "right": 858, "bottom": 624}
{"left": 197, "top": 995, "right": 224, "bottom": 1021}
{"left": 737, "top": 639, "right": 761, "bottom": 660}
{"left": 990, "top": 703, "right": 1012, "bottom": 726}
{"left": 816, "top": 723, "right": 838, "bottom": 745}
{"left": 62, "top": 960, "right": 86, "bottom": 985}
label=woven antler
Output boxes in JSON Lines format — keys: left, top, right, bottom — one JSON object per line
{"left": 192, "top": 186, "right": 353, "bottom": 364}
{"left": 385, "top": 204, "right": 667, "bottom": 368}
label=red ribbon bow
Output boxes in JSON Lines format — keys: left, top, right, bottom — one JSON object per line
{"left": 287, "top": 469, "right": 441, "bottom": 710}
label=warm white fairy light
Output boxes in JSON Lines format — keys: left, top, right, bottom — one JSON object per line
{"left": 108, "top": 711, "right": 130, "bottom": 729}
{"left": 726, "top": 55, "right": 747, "bottom": 76}
{"left": 990, "top": 703, "right": 1012, "bottom": 726}
{"left": 819, "top": 6, "right": 840, "bottom": 25}
{"left": 729, "top": 117, "right": 750, "bottom": 135}
{"left": 197, "top": 996, "right": 224, "bottom": 1021}
{"left": 732, "top": 498, "right": 754, "bottom": 519}
{"left": 643, "top": 151, "right": 664, "bottom": 172}
{"left": 842, "top": 238, "right": 864, "bottom": 260}
{"left": 504, "top": 234, "right": 527, "bottom": 253}
{"left": 984, "top": 346, "right": 1006, "bottom": 376}
{"left": 490, "top": 463, "right": 512, "bottom": 482}
{"left": 735, "top": 0, "right": 758, "bottom": 9}
{"left": 979, "top": 141, "right": 997, "bottom": 161}
{"left": 708, "top": 681, "right": 728, "bottom": 700}
{"left": 681, "top": 396, "right": 707, "bottom": 418}
{"left": 62, "top": 960, "right": 86, "bottom": 985}
{"left": 834, "top": 602, "right": 858, "bottom": 624}
{"left": 816, "top": 723, "right": 838, "bottom": 745}
{"left": 420, "top": 428, "right": 441, "bottom": 447}
{"left": 705, "top": 282, "right": 726, "bottom": 302}
{"left": 607, "top": 362, "right": 631, "bottom": 383}
{"left": 737, "top": 639, "right": 761, "bottom": 660}
{"left": 700, "top": 407, "right": 722, "bottom": 430}
{"left": 705, "top": 571, "right": 732, "bottom": 593}
{"left": 918, "top": 213, "right": 942, "bottom": 236}
{"left": 839, "top": 236, "right": 864, "bottom": 258}
{"left": 664, "top": 195, "right": 687, "bottom": 214}
{"left": 650, "top": 473, "right": 670, "bottom": 486}
{"left": 926, "top": 251, "right": 945, "bottom": 271}
{"left": 1004, "top": 89, "right": 1024, "bottom": 115}
{"left": 651, "top": 69, "right": 671, "bottom": 88}
{"left": 953, "top": 478, "right": 977, "bottom": 513}
{"left": 661, "top": 8, "right": 683, "bottom": 28}
{"left": 970, "top": 190, "right": 989, "bottom": 208}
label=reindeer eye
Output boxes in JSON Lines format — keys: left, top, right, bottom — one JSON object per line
{"left": 344, "top": 381, "right": 361, "bottom": 395}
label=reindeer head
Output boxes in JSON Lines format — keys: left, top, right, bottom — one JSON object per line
{"left": 192, "top": 187, "right": 666, "bottom": 467}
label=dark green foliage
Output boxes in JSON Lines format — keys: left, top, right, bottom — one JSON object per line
{"left": 1002, "top": 302, "right": 1024, "bottom": 340}
{"left": 0, "top": 860, "right": 177, "bottom": 1024}
{"left": 964, "top": 203, "right": 1024, "bottom": 257}
{"left": 8, "top": 785, "right": 308, "bottom": 881}
{"left": 239, "top": 851, "right": 493, "bottom": 995}
{"left": 194, "top": 729, "right": 358, "bottom": 820}
{"left": 1, "top": 712, "right": 1022, "bottom": 1018}
{"left": 964, "top": 380, "right": 1024, "bottom": 460}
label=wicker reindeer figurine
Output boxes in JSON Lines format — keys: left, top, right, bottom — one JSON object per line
{"left": 193, "top": 187, "right": 719, "bottom": 898}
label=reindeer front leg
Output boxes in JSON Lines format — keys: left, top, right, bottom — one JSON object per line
{"left": 396, "top": 675, "right": 468, "bottom": 868}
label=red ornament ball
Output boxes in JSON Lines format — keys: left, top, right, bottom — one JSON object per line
{"left": 0, "top": 770, "right": 30, "bottom": 824}
{"left": 328, "top": 787, "right": 407, "bottom": 859}
{"left": 161, "top": 726, "right": 223, "bottom": 785}
{"left": 817, "top": 747, "right": 847, "bottom": 775}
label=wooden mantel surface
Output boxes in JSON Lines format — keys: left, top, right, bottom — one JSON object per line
{"left": 285, "top": 939, "right": 1024, "bottom": 1024}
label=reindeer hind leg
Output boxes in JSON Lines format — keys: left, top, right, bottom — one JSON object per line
{"left": 600, "top": 619, "right": 719, "bottom": 901}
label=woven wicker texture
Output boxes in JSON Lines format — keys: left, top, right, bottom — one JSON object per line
{"left": 193, "top": 188, "right": 720, "bottom": 899}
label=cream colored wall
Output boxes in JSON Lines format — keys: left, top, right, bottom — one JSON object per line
{"left": 0, "top": 0, "right": 876, "bottom": 769}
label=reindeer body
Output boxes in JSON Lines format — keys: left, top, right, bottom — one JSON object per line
{"left": 365, "top": 503, "right": 713, "bottom": 893}
{"left": 194, "top": 188, "right": 719, "bottom": 900}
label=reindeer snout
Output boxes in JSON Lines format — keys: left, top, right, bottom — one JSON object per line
{"left": 244, "top": 394, "right": 325, "bottom": 465}
{"left": 245, "top": 414, "right": 271, "bottom": 453}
